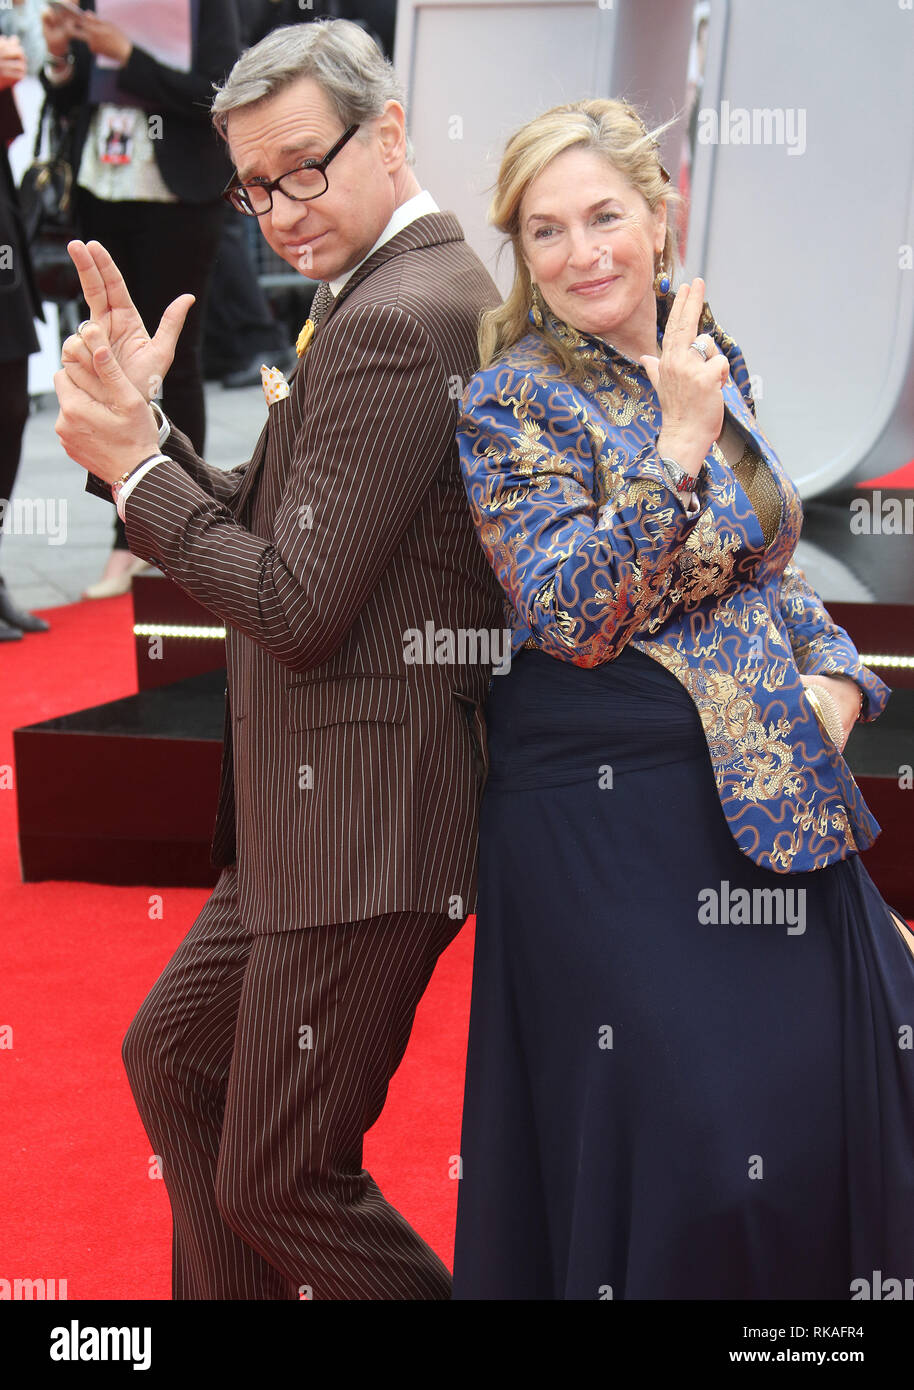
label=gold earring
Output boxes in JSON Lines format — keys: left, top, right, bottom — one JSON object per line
{"left": 653, "top": 258, "right": 671, "bottom": 296}
{"left": 530, "top": 282, "right": 544, "bottom": 328}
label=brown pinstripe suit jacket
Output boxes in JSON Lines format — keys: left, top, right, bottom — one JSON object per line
{"left": 97, "top": 213, "right": 504, "bottom": 930}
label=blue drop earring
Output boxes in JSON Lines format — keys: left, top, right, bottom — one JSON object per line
{"left": 654, "top": 261, "right": 671, "bottom": 296}
{"left": 530, "top": 282, "right": 545, "bottom": 329}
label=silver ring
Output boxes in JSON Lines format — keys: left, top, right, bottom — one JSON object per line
{"left": 688, "top": 339, "right": 709, "bottom": 360}
{"left": 76, "top": 319, "right": 91, "bottom": 344}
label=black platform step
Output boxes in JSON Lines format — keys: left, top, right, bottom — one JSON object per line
{"left": 14, "top": 668, "right": 225, "bottom": 887}
{"left": 132, "top": 572, "right": 226, "bottom": 691}
{"left": 843, "top": 688, "right": 914, "bottom": 914}
{"left": 12, "top": 648, "right": 913, "bottom": 906}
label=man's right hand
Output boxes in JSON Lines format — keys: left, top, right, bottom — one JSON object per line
{"left": 62, "top": 240, "right": 195, "bottom": 405}
{"left": 41, "top": 3, "right": 83, "bottom": 58}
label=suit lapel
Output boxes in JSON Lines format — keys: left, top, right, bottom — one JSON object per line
{"left": 230, "top": 212, "right": 465, "bottom": 515}
{"left": 325, "top": 212, "right": 464, "bottom": 317}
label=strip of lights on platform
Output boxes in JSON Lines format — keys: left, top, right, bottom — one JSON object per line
{"left": 134, "top": 623, "right": 226, "bottom": 640}
{"left": 132, "top": 624, "right": 914, "bottom": 669}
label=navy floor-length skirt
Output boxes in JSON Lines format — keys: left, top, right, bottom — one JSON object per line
{"left": 451, "top": 646, "right": 914, "bottom": 1300}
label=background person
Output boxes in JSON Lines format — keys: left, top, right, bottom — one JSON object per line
{"left": 41, "top": 0, "right": 241, "bottom": 597}
{"left": 0, "top": 0, "right": 50, "bottom": 640}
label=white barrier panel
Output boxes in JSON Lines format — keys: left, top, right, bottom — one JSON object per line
{"left": 396, "top": 0, "right": 914, "bottom": 494}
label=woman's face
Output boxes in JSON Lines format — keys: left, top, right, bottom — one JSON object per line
{"left": 519, "top": 146, "right": 667, "bottom": 348}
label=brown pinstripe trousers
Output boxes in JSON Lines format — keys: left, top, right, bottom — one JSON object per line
{"left": 122, "top": 865, "right": 463, "bottom": 1299}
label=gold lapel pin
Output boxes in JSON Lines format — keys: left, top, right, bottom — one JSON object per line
{"left": 295, "top": 320, "right": 316, "bottom": 357}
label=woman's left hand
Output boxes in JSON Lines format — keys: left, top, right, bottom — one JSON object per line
{"left": 800, "top": 673, "right": 862, "bottom": 751}
{"left": 76, "top": 14, "right": 133, "bottom": 66}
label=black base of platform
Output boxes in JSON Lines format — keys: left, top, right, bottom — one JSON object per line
{"left": 12, "top": 660, "right": 913, "bottom": 905}
{"left": 15, "top": 668, "right": 225, "bottom": 887}
{"left": 132, "top": 572, "right": 226, "bottom": 691}
{"left": 843, "top": 687, "right": 914, "bottom": 914}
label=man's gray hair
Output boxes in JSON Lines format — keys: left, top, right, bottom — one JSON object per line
{"left": 211, "top": 18, "right": 414, "bottom": 164}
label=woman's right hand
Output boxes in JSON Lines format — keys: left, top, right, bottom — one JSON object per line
{"left": 640, "top": 278, "right": 730, "bottom": 476}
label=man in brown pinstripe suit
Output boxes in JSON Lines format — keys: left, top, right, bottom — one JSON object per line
{"left": 53, "top": 19, "right": 503, "bottom": 1298}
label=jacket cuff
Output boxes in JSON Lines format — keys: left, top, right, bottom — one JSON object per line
{"left": 796, "top": 648, "right": 891, "bottom": 721}
{"left": 117, "top": 44, "right": 155, "bottom": 99}
{"left": 595, "top": 439, "right": 707, "bottom": 534}
{"left": 116, "top": 457, "right": 168, "bottom": 522}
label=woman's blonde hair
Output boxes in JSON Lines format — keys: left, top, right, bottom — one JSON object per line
{"left": 479, "top": 98, "right": 682, "bottom": 375}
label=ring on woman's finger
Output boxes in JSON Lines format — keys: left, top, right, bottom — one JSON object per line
{"left": 688, "top": 338, "right": 710, "bottom": 360}
{"left": 76, "top": 319, "right": 92, "bottom": 345}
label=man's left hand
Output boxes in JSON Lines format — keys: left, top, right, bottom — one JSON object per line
{"left": 55, "top": 323, "right": 159, "bottom": 485}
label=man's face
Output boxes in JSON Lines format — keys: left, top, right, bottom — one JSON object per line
{"left": 226, "top": 76, "right": 401, "bottom": 282}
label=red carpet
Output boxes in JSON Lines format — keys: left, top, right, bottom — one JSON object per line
{"left": 856, "top": 457, "right": 914, "bottom": 489}
{"left": 0, "top": 596, "right": 473, "bottom": 1299}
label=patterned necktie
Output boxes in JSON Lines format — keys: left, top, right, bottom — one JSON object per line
{"left": 309, "top": 280, "right": 334, "bottom": 326}
{"left": 295, "top": 281, "right": 334, "bottom": 357}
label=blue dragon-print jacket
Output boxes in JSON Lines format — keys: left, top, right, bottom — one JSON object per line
{"left": 457, "top": 293, "right": 891, "bottom": 874}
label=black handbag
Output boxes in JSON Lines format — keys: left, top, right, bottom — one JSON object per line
{"left": 18, "top": 99, "right": 81, "bottom": 304}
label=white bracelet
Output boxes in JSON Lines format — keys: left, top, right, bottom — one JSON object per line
{"left": 149, "top": 399, "right": 171, "bottom": 447}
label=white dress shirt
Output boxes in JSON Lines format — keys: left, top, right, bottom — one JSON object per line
{"left": 328, "top": 189, "right": 439, "bottom": 295}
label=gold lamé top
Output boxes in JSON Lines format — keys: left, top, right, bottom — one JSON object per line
{"left": 732, "top": 439, "right": 782, "bottom": 548}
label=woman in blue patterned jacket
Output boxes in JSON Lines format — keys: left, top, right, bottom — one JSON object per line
{"left": 452, "top": 97, "right": 914, "bottom": 1300}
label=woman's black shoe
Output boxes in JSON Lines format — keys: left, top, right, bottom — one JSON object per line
{"left": 0, "top": 616, "right": 23, "bottom": 641}
{"left": 0, "top": 580, "right": 49, "bottom": 634}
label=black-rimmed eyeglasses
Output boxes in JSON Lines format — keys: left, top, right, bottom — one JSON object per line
{"left": 222, "top": 124, "right": 359, "bottom": 217}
